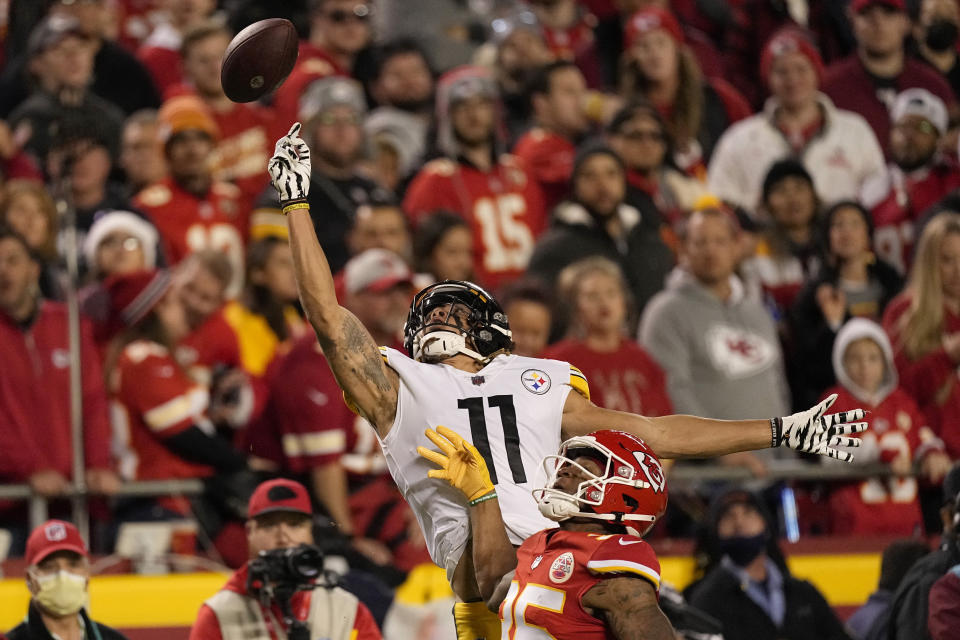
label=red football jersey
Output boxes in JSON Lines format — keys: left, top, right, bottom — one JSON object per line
{"left": 110, "top": 340, "right": 213, "bottom": 483}
{"left": 272, "top": 42, "right": 348, "bottom": 124}
{"left": 503, "top": 530, "right": 660, "bottom": 639}
{"left": 403, "top": 155, "right": 547, "bottom": 290}
{"left": 512, "top": 128, "right": 576, "bottom": 213}
{"left": 134, "top": 177, "right": 248, "bottom": 293}
{"left": 544, "top": 339, "right": 673, "bottom": 417}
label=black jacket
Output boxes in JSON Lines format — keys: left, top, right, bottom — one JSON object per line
{"left": 7, "top": 603, "right": 128, "bottom": 640}
{"left": 688, "top": 564, "right": 851, "bottom": 640}
{"left": 527, "top": 200, "right": 674, "bottom": 319}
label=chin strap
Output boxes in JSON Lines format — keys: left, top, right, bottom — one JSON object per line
{"left": 415, "top": 330, "right": 488, "bottom": 364}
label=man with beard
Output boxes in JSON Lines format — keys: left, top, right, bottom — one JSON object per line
{"left": 822, "top": 0, "right": 955, "bottom": 156}
{"left": 403, "top": 66, "right": 547, "bottom": 290}
{"left": 914, "top": 0, "right": 960, "bottom": 99}
{"left": 528, "top": 143, "right": 673, "bottom": 317}
{"left": 252, "top": 77, "right": 389, "bottom": 273}
{"left": 862, "top": 88, "right": 960, "bottom": 274}
{"left": 513, "top": 61, "right": 592, "bottom": 212}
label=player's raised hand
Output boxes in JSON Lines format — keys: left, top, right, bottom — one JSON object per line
{"left": 268, "top": 122, "right": 311, "bottom": 203}
{"left": 772, "top": 393, "right": 868, "bottom": 461}
{"left": 418, "top": 426, "right": 496, "bottom": 505}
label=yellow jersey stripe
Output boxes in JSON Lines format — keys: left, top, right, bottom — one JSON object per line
{"left": 586, "top": 559, "right": 660, "bottom": 589}
{"left": 569, "top": 366, "right": 590, "bottom": 400}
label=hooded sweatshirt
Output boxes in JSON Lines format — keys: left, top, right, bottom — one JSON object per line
{"left": 822, "top": 318, "right": 944, "bottom": 536}
{"left": 638, "top": 268, "right": 789, "bottom": 419}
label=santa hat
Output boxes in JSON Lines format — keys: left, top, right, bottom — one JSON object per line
{"left": 83, "top": 211, "right": 159, "bottom": 273}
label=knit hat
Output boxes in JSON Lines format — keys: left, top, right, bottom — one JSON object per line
{"left": 891, "top": 88, "right": 948, "bottom": 135}
{"left": 761, "top": 158, "right": 814, "bottom": 203}
{"left": 572, "top": 141, "right": 625, "bottom": 180}
{"left": 364, "top": 107, "right": 427, "bottom": 179}
{"left": 299, "top": 76, "right": 367, "bottom": 124}
{"left": 158, "top": 95, "right": 219, "bottom": 144}
{"left": 104, "top": 269, "right": 172, "bottom": 329}
{"left": 624, "top": 7, "right": 684, "bottom": 49}
{"left": 28, "top": 14, "right": 87, "bottom": 58}
{"left": 490, "top": 6, "right": 540, "bottom": 45}
{"left": 435, "top": 65, "right": 498, "bottom": 158}
{"left": 760, "top": 28, "right": 824, "bottom": 86}
{"left": 83, "top": 211, "right": 158, "bottom": 272}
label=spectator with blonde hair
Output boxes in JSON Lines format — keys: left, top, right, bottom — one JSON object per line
{"left": 0, "top": 179, "right": 62, "bottom": 298}
{"left": 884, "top": 212, "right": 960, "bottom": 458}
{"left": 544, "top": 256, "right": 672, "bottom": 417}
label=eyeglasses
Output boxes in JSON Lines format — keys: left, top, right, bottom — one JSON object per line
{"left": 99, "top": 235, "right": 142, "bottom": 252}
{"left": 324, "top": 5, "right": 371, "bottom": 24}
{"left": 619, "top": 129, "right": 666, "bottom": 143}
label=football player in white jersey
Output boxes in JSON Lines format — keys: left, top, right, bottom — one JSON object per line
{"left": 268, "top": 123, "right": 867, "bottom": 640}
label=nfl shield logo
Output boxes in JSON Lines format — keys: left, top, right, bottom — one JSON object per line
{"left": 45, "top": 522, "right": 67, "bottom": 542}
{"left": 472, "top": 376, "right": 485, "bottom": 386}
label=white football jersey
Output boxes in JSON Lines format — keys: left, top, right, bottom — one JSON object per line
{"left": 376, "top": 347, "right": 590, "bottom": 578}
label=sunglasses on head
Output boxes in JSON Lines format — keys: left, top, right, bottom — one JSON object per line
{"left": 325, "top": 5, "right": 371, "bottom": 24}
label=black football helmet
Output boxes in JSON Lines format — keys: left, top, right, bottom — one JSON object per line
{"left": 402, "top": 280, "right": 513, "bottom": 363}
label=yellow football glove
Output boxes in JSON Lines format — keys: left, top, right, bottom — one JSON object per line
{"left": 417, "top": 426, "right": 496, "bottom": 505}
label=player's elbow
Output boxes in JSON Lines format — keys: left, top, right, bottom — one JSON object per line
{"left": 482, "top": 570, "right": 515, "bottom": 612}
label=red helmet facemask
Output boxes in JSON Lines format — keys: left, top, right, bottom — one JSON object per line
{"left": 533, "top": 430, "right": 668, "bottom": 537}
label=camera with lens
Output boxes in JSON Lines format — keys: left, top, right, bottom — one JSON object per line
{"left": 247, "top": 544, "right": 325, "bottom": 598}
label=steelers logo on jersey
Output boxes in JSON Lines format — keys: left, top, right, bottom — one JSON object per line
{"left": 521, "top": 369, "right": 552, "bottom": 395}
{"left": 549, "top": 552, "right": 575, "bottom": 583}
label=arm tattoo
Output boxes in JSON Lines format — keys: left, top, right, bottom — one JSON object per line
{"left": 585, "top": 577, "right": 675, "bottom": 640}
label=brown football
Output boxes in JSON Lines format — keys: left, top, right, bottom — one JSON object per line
{"left": 221, "top": 18, "right": 299, "bottom": 103}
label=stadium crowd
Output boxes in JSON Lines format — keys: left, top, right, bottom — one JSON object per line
{"left": 4, "top": 0, "right": 960, "bottom": 638}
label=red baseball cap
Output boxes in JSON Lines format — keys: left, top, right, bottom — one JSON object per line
{"left": 247, "top": 479, "right": 312, "bottom": 519}
{"left": 26, "top": 520, "right": 88, "bottom": 566}
{"left": 850, "top": 0, "right": 906, "bottom": 13}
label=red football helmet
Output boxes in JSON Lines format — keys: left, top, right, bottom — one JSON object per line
{"left": 533, "top": 430, "right": 668, "bottom": 537}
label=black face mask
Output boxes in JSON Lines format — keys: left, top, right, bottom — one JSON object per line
{"left": 925, "top": 19, "right": 960, "bottom": 53}
{"left": 718, "top": 533, "right": 767, "bottom": 566}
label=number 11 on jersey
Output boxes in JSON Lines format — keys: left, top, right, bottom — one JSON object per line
{"left": 458, "top": 395, "right": 527, "bottom": 484}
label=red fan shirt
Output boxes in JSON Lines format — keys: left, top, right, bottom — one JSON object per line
{"left": 504, "top": 529, "right": 660, "bottom": 639}
{"left": 109, "top": 340, "right": 213, "bottom": 483}
{"left": 512, "top": 128, "right": 575, "bottom": 214}
{"left": 403, "top": 155, "right": 547, "bottom": 290}
{"left": 544, "top": 339, "right": 673, "bottom": 417}
{"left": 271, "top": 42, "right": 348, "bottom": 124}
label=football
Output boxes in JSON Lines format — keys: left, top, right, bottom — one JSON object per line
{"left": 220, "top": 18, "right": 299, "bottom": 103}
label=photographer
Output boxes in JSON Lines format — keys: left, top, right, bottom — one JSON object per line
{"left": 190, "top": 479, "right": 381, "bottom": 640}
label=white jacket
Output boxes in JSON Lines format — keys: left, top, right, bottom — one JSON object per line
{"left": 707, "top": 93, "right": 884, "bottom": 218}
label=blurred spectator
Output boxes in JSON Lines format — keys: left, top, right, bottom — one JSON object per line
{"left": 173, "top": 20, "right": 275, "bottom": 208}
{"left": 378, "top": 0, "right": 485, "bottom": 72}
{"left": 0, "top": 180, "right": 63, "bottom": 298}
{"left": 273, "top": 0, "right": 372, "bottom": 123}
{"left": 861, "top": 89, "right": 960, "bottom": 275}
{"left": 0, "top": 0, "right": 160, "bottom": 118}
{"left": 883, "top": 212, "right": 960, "bottom": 459}
{"left": 136, "top": 0, "right": 216, "bottom": 97}
{"left": 347, "top": 201, "right": 413, "bottom": 264}
{"left": 740, "top": 160, "right": 821, "bottom": 322}
{"left": 789, "top": 201, "right": 903, "bottom": 408}
{"left": 133, "top": 95, "right": 247, "bottom": 294}
{"left": 545, "top": 256, "right": 672, "bottom": 416}
{"left": 847, "top": 539, "right": 930, "bottom": 640}
{"left": 688, "top": 489, "right": 849, "bottom": 640}
{"left": 189, "top": 479, "right": 383, "bottom": 640}
{"left": 404, "top": 66, "right": 547, "bottom": 290}
{"left": 708, "top": 28, "right": 884, "bottom": 218}
{"left": 0, "top": 120, "right": 43, "bottom": 184}
{"left": 342, "top": 249, "right": 413, "bottom": 348}
{"left": 9, "top": 15, "right": 124, "bottom": 164}
{"left": 528, "top": 144, "right": 673, "bottom": 322}
{"left": 821, "top": 0, "right": 955, "bottom": 157}
{"left": 639, "top": 207, "right": 789, "bottom": 422}
{"left": 824, "top": 319, "right": 950, "bottom": 536}
{"left": 104, "top": 269, "right": 266, "bottom": 513}
{"left": 606, "top": 101, "right": 707, "bottom": 235}
{"left": 366, "top": 38, "right": 435, "bottom": 118}
{"left": 928, "top": 562, "right": 960, "bottom": 640}
{"left": 7, "top": 520, "right": 128, "bottom": 640}
{"left": 512, "top": 61, "right": 591, "bottom": 212}
{"left": 488, "top": 9, "right": 557, "bottom": 140}
{"left": 411, "top": 211, "right": 474, "bottom": 283}
{"left": 82, "top": 210, "right": 159, "bottom": 282}
{"left": 872, "top": 463, "right": 960, "bottom": 640}
{"left": 914, "top": 0, "right": 960, "bottom": 99}
{"left": 499, "top": 278, "right": 553, "bottom": 357}
{"left": 252, "top": 77, "right": 387, "bottom": 273}
{"left": 619, "top": 6, "right": 751, "bottom": 178}
{"left": 363, "top": 107, "right": 428, "bottom": 195}
{"left": 527, "top": 0, "right": 603, "bottom": 88}
{"left": 0, "top": 228, "right": 118, "bottom": 497}
{"left": 119, "top": 109, "right": 167, "bottom": 195}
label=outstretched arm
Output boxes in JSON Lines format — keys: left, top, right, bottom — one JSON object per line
{"left": 582, "top": 577, "right": 674, "bottom": 640}
{"left": 269, "top": 124, "right": 399, "bottom": 433}
{"left": 561, "top": 389, "right": 866, "bottom": 461}
{"left": 418, "top": 426, "right": 517, "bottom": 603}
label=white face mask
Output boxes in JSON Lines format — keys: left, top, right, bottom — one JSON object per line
{"left": 33, "top": 570, "right": 88, "bottom": 617}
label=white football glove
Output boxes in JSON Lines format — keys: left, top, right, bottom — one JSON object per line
{"left": 268, "top": 122, "right": 311, "bottom": 203}
{"left": 772, "top": 394, "right": 867, "bottom": 462}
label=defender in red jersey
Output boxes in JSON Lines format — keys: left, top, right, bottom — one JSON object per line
{"left": 420, "top": 427, "right": 674, "bottom": 640}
